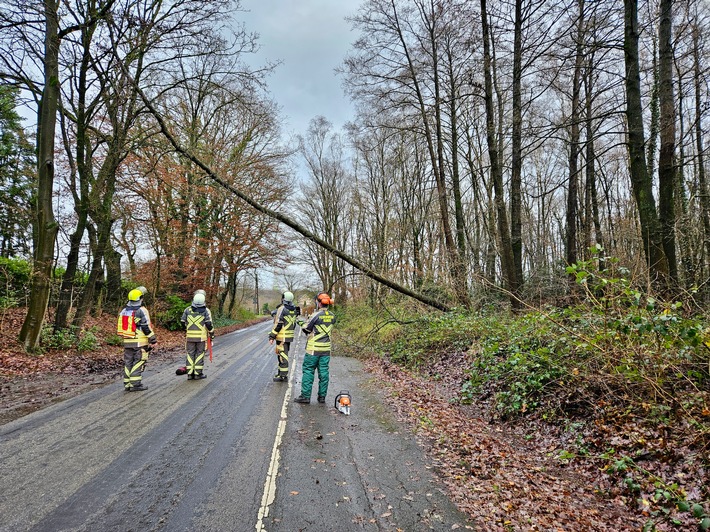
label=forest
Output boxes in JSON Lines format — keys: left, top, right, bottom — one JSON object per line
{"left": 1, "top": 0, "right": 709, "bottom": 530}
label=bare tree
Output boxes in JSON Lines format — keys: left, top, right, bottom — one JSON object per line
{"left": 297, "top": 117, "right": 351, "bottom": 303}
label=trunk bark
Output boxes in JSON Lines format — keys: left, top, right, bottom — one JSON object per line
{"left": 693, "top": 25, "right": 710, "bottom": 300}
{"left": 566, "top": 0, "right": 584, "bottom": 278}
{"left": 623, "top": 0, "right": 669, "bottom": 288}
{"left": 481, "top": 0, "right": 519, "bottom": 307}
{"left": 20, "top": 1, "right": 61, "bottom": 350}
{"left": 511, "top": 0, "right": 524, "bottom": 293}
{"left": 657, "top": 0, "right": 678, "bottom": 286}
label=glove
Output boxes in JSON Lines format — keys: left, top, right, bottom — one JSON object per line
{"left": 209, "top": 331, "right": 215, "bottom": 340}
{"left": 268, "top": 333, "right": 276, "bottom": 340}
{"left": 144, "top": 345, "right": 153, "bottom": 352}
{"left": 149, "top": 336, "right": 157, "bottom": 344}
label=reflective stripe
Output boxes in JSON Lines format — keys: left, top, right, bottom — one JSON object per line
{"left": 305, "top": 310, "right": 335, "bottom": 353}
{"left": 186, "top": 313, "right": 207, "bottom": 340}
{"left": 117, "top": 310, "right": 136, "bottom": 338}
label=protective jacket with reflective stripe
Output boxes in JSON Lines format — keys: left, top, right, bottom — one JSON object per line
{"left": 117, "top": 305, "right": 155, "bottom": 347}
{"left": 181, "top": 305, "right": 214, "bottom": 342}
{"left": 302, "top": 308, "right": 335, "bottom": 355}
{"left": 270, "top": 302, "right": 297, "bottom": 342}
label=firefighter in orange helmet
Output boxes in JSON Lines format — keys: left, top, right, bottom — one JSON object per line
{"left": 294, "top": 292, "right": 336, "bottom": 404}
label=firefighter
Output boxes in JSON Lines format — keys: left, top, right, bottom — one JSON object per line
{"left": 268, "top": 291, "right": 298, "bottom": 382}
{"left": 117, "top": 288, "right": 157, "bottom": 391}
{"left": 180, "top": 292, "right": 214, "bottom": 379}
{"left": 294, "top": 292, "right": 336, "bottom": 404}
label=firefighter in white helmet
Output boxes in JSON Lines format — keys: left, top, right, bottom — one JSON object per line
{"left": 180, "top": 292, "right": 214, "bottom": 379}
{"left": 268, "top": 291, "right": 298, "bottom": 382}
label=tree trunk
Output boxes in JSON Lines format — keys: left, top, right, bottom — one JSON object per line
{"left": 427, "top": 6, "right": 468, "bottom": 305}
{"left": 657, "top": 0, "right": 677, "bottom": 286}
{"left": 693, "top": 24, "right": 710, "bottom": 301}
{"left": 72, "top": 149, "right": 120, "bottom": 329}
{"left": 623, "top": 0, "right": 668, "bottom": 288}
{"left": 105, "top": 244, "right": 123, "bottom": 310}
{"left": 54, "top": 17, "right": 94, "bottom": 331}
{"left": 20, "top": 0, "right": 61, "bottom": 350}
{"left": 585, "top": 53, "right": 605, "bottom": 268}
{"left": 566, "top": 0, "right": 584, "bottom": 275}
{"left": 647, "top": 38, "right": 659, "bottom": 180}
{"left": 481, "top": 0, "right": 519, "bottom": 307}
{"left": 446, "top": 44, "right": 467, "bottom": 269}
{"left": 511, "top": 0, "right": 524, "bottom": 294}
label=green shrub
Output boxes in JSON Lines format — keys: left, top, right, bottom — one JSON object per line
{"left": 155, "top": 294, "right": 188, "bottom": 331}
{"left": 0, "top": 257, "right": 31, "bottom": 304}
{"left": 77, "top": 328, "right": 101, "bottom": 351}
{"left": 40, "top": 326, "right": 76, "bottom": 349}
{"left": 212, "top": 315, "right": 245, "bottom": 328}
{"left": 105, "top": 334, "right": 124, "bottom": 346}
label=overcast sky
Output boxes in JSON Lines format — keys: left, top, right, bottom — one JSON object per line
{"left": 237, "top": 0, "right": 361, "bottom": 140}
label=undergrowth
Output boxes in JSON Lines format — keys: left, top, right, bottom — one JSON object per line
{"left": 339, "top": 248, "right": 710, "bottom": 530}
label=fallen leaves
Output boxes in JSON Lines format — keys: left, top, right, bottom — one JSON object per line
{"left": 370, "top": 357, "right": 648, "bottom": 531}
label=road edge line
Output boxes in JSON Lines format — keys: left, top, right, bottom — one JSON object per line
{"left": 255, "top": 330, "right": 301, "bottom": 531}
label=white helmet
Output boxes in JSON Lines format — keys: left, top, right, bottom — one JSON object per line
{"left": 282, "top": 291, "right": 294, "bottom": 303}
{"left": 192, "top": 293, "right": 206, "bottom": 306}
{"left": 194, "top": 289, "right": 206, "bottom": 297}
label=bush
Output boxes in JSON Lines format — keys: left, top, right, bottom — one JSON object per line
{"left": 155, "top": 294, "right": 188, "bottom": 331}
{"left": 76, "top": 328, "right": 101, "bottom": 351}
{"left": 0, "top": 257, "right": 31, "bottom": 304}
{"left": 40, "top": 326, "right": 76, "bottom": 349}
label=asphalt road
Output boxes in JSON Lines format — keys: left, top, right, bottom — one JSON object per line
{"left": 0, "top": 322, "right": 473, "bottom": 532}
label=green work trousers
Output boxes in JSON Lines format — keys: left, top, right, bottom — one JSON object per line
{"left": 300, "top": 354, "right": 330, "bottom": 398}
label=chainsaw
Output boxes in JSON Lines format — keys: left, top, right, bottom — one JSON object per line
{"left": 334, "top": 390, "right": 351, "bottom": 415}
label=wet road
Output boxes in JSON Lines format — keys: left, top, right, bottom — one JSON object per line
{"left": 0, "top": 323, "right": 472, "bottom": 532}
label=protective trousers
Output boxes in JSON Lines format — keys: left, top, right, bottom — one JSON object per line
{"left": 186, "top": 340, "right": 205, "bottom": 377}
{"left": 274, "top": 341, "right": 289, "bottom": 380}
{"left": 299, "top": 354, "right": 330, "bottom": 399}
{"left": 123, "top": 346, "right": 145, "bottom": 389}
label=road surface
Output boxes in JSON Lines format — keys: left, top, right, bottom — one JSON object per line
{"left": 0, "top": 322, "right": 472, "bottom": 531}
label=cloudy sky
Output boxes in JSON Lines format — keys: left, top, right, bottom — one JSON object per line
{"left": 237, "top": 0, "right": 362, "bottom": 140}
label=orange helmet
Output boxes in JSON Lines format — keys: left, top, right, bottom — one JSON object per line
{"left": 316, "top": 292, "right": 332, "bottom": 306}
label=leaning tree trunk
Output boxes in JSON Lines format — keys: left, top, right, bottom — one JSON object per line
{"left": 20, "top": 0, "right": 61, "bottom": 350}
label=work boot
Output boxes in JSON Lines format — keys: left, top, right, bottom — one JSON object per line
{"left": 130, "top": 384, "right": 147, "bottom": 391}
{"left": 196, "top": 373, "right": 207, "bottom": 379}
{"left": 294, "top": 395, "right": 310, "bottom": 404}
{"left": 317, "top": 396, "right": 326, "bottom": 403}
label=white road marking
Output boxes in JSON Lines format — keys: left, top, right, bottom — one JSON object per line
{"left": 255, "top": 329, "right": 301, "bottom": 531}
